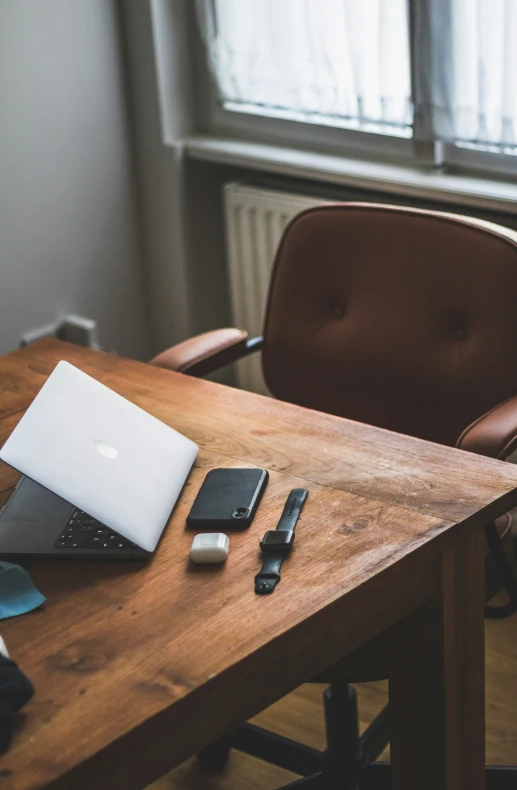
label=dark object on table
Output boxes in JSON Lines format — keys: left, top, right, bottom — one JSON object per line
{"left": 0, "top": 654, "right": 34, "bottom": 753}
{"left": 187, "top": 468, "right": 268, "bottom": 530}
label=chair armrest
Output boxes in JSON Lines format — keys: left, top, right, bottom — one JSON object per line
{"left": 150, "top": 328, "right": 250, "bottom": 378}
{"left": 456, "top": 394, "right": 517, "bottom": 459}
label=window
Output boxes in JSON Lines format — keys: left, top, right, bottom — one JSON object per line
{"left": 451, "top": 0, "right": 517, "bottom": 152}
{"left": 199, "top": 0, "right": 412, "bottom": 137}
{"left": 196, "top": 0, "right": 517, "bottom": 169}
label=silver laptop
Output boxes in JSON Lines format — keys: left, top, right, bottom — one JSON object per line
{"left": 0, "top": 361, "right": 198, "bottom": 558}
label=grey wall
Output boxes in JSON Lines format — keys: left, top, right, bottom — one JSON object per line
{"left": 0, "top": 0, "right": 150, "bottom": 358}
{"left": 121, "top": 0, "right": 196, "bottom": 355}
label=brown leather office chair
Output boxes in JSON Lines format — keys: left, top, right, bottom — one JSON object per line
{"left": 151, "top": 203, "right": 517, "bottom": 789}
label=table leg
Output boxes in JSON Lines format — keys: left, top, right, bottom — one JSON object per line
{"left": 389, "top": 528, "right": 485, "bottom": 790}
{"left": 442, "top": 528, "right": 485, "bottom": 789}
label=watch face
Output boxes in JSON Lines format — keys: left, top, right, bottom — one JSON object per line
{"left": 261, "top": 530, "right": 293, "bottom": 547}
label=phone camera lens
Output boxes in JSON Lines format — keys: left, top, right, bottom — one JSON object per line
{"left": 233, "top": 508, "right": 248, "bottom": 519}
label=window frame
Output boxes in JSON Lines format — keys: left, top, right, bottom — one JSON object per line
{"left": 192, "top": 15, "right": 419, "bottom": 166}
{"left": 444, "top": 142, "right": 517, "bottom": 178}
{"left": 193, "top": 0, "right": 517, "bottom": 180}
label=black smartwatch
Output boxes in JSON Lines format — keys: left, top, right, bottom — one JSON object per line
{"left": 255, "top": 488, "right": 308, "bottom": 595}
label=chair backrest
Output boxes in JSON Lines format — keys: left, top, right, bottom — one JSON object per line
{"left": 262, "top": 203, "right": 517, "bottom": 447}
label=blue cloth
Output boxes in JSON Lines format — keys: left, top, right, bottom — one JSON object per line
{"left": 0, "top": 562, "right": 45, "bottom": 620}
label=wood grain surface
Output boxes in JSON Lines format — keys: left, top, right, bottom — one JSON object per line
{"left": 2, "top": 340, "right": 517, "bottom": 526}
{"left": 0, "top": 339, "right": 516, "bottom": 790}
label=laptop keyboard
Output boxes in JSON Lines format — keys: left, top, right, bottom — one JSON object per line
{"left": 53, "top": 509, "right": 137, "bottom": 551}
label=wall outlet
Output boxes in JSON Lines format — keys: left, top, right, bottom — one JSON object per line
{"left": 20, "top": 315, "right": 100, "bottom": 349}
{"left": 57, "top": 315, "right": 99, "bottom": 349}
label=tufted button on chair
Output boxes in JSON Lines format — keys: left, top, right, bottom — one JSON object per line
{"left": 151, "top": 203, "right": 517, "bottom": 788}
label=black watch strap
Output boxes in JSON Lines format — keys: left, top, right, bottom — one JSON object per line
{"left": 276, "top": 488, "right": 309, "bottom": 532}
{"left": 255, "top": 488, "right": 308, "bottom": 595}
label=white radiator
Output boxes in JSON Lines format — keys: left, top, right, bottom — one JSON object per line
{"left": 224, "top": 183, "right": 329, "bottom": 394}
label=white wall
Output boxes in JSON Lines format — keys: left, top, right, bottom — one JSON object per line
{"left": 0, "top": 0, "right": 150, "bottom": 358}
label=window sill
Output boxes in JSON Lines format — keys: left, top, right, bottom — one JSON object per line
{"left": 181, "top": 135, "right": 517, "bottom": 217}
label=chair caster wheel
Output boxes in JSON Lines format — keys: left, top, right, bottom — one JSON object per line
{"left": 196, "top": 740, "right": 231, "bottom": 772}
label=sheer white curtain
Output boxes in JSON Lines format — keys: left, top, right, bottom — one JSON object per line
{"left": 408, "top": 0, "right": 517, "bottom": 148}
{"left": 198, "top": 0, "right": 517, "bottom": 151}
{"left": 197, "top": 0, "right": 412, "bottom": 134}
{"left": 451, "top": 0, "right": 517, "bottom": 148}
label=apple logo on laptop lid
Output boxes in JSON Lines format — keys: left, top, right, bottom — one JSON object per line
{"left": 93, "top": 439, "right": 118, "bottom": 460}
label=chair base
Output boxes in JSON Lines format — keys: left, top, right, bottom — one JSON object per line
{"left": 198, "top": 741, "right": 517, "bottom": 790}
{"left": 197, "top": 681, "right": 517, "bottom": 789}
{"left": 197, "top": 682, "right": 385, "bottom": 788}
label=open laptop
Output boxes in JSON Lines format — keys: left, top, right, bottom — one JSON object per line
{"left": 0, "top": 361, "right": 198, "bottom": 559}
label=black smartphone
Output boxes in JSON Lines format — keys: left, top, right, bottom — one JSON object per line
{"left": 186, "top": 468, "right": 269, "bottom": 530}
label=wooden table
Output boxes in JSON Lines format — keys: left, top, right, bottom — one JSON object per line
{"left": 1, "top": 340, "right": 517, "bottom": 790}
